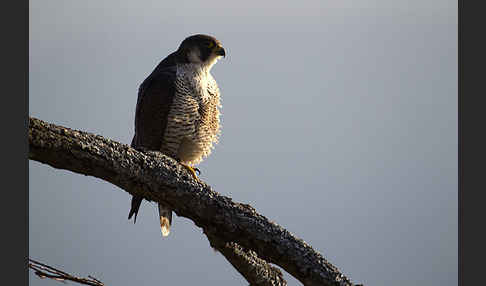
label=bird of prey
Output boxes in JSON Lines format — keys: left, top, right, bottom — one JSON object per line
{"left": 128, "top": 34, "right": 226, "bottom": 236}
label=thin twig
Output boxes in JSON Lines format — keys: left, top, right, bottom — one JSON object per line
{"left": 28, "top": 258, "right": 104, "bottom": 286}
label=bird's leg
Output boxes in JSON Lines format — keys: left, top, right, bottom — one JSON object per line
{"left": 182, "top": 163, "right": 198, "bottom": 179}
{"left": 178, "top": 161, "right": 201, "bottom": 180}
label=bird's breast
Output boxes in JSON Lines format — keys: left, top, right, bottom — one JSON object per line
{"left": 161, "top": 64, "right": 221, "bottom": 165}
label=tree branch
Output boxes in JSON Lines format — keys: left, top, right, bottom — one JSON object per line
{"left": 29, "top": 117, "right": 356, "bottom": 286}
{"left": 206, "top": 234, "right": 287, "bottom": 286}
{"left": 28, "top": 258, "right": 104, "bottom": 286}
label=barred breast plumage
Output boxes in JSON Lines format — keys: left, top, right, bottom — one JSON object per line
{"left": 161, "top": 63, "right": 221, "bottom": 165}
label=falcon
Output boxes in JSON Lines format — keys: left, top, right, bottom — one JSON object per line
{"left": 128, "top": 34, "right": 226, "bottom": 236}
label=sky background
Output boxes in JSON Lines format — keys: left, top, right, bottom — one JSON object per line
{"left": 29, "top": 1, "right": 457, "bottom": 285}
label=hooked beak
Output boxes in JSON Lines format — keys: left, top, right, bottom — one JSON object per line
{"left": 214, "top": 46, "right": 226, "bottom": 58}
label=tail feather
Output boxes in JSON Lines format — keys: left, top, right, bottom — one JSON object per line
{"left": 158, "top": 203, "right": 172, "bottom": 237}
{"left": 128, "top": 195, "right": 143, "bottom": 223}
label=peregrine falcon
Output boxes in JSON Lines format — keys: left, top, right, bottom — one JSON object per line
{"left": 128, "top": 34, "right": 226, "bottom": 236}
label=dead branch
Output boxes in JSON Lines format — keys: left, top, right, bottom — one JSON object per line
{"left": 28, "top": 258, "right": 104, "bottom": 286}
{"left": 29, "top": 117, "right": 356, "bottom": 286}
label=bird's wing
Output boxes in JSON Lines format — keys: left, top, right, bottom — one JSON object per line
{"left": 128, "top": 64, "right": 177, "bottom": 223}
{"left": 131, "top": 65, "right": 177, "bottom": 150}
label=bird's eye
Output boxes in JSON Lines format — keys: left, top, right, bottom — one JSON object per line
{"left": 206, "top": 41, "right": 214, "bottom": 48}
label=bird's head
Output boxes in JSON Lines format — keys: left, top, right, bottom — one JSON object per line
{"left": 177, "top": 34, "right": 226, "bottom": 69}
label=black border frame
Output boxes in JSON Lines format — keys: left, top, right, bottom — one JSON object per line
{"left": 5, "top": 1, "right": 28, "bottom": 286}
{"left": 458, "top": 0, "right": 485, "bottom": 285}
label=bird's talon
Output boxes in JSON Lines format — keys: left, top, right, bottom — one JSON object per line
{"left": 180, "top": 163, "right": 200, "bottom": 180}
{"left": 194, "top": 167, "right": 201, "bottom": 175}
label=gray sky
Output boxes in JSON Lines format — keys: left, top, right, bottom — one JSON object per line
{"left": 29, "top": 1, "right": 457, "bottom": 285}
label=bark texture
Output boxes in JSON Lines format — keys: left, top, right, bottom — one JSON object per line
{"left": 29, "top": 117, "right": 356, "bottom": 286}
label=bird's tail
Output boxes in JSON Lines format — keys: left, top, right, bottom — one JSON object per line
{"left": 128, "top": 195, "right": 143, "bottom": 223}
{"left": 158, "top": 203, "right": 172, "bottom": 237}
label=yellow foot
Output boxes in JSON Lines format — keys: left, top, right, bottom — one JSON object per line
{"left": 180, "top": 163, "right": 200, "bottom": 180}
